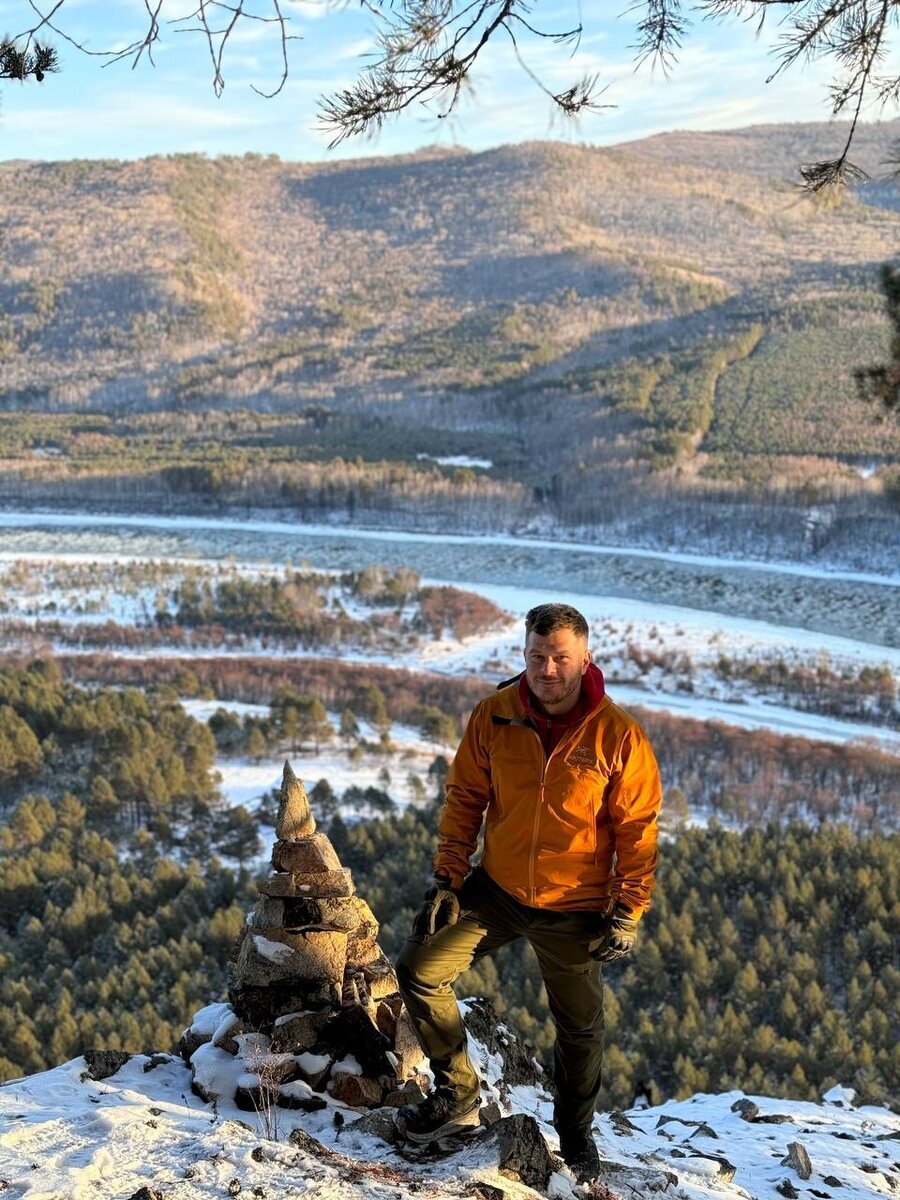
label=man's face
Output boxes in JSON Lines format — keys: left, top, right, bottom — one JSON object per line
{"left": 523, "top": 627, "right": 591, "bottom": 715}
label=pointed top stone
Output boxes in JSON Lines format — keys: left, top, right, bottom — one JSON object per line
{"left": 276, "top": 760, "right": 316, "bottom": 839}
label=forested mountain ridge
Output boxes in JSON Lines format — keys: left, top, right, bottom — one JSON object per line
{"left": 1, "top": 120, "right": 899, "bottom": 558}
{"left": 2, "top": 123, "right": 897, "bottom": 407}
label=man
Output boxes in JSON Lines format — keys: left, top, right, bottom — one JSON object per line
{"left": 394, "top": 603, "right": 662, "bottom": 1183}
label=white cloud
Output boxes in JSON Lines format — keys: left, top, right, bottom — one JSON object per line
{"left": 332, "top": 37, "right": 375, "bottom": 64}
{"left": 283, "top": 0, "right": 331, "bottom": 20}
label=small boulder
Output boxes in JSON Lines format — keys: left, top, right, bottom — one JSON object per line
{"left": 234, "top": 1083, "right": 264, "bottom": 1113}
{"left": 329, "top": 1073, "right": 384, "bottom": 1108}
{"left": 294, "top": 1051, "right": 333, "bottom": 1090}
{"left": 272, "top": 835, "right": 342, "bottom": 875}
{"left": 364, "top": 955, "right": 400, "bottom": 1000}
{"left": 276, "top": 761, "right": 315, "bottom": 839}
{"left": 82, "top": 1050, "right": 132, "bottom": 1081}
{"left": 609, "top": 1111, "right": 641, "bottom": 1136}
{"left": 462, "top": 1000, "right": 543, "bottom": 1090}
{"left": 383, "top": 1077, "right": 428, "bottom": 1108}
{"left": 781, "top": 1142, "right": 812, "bottom": 1180}
{"left": 270, "top": 1009, "right": 331, "bottom": 1054}
{"left": 321, "top": 1005, "right": 395, "bottom": 1077}
{"left": 142, "top": 1054, "right": 173, "bottom": 1073}
{"left": 479, "top": 1101, "right": 503, "bottom": 1127}
{"left": 346, "top": 1105, "right": 401, "bottom": 1144}
{"left": 289, "top": 1128, "right": 329, "bottom": 1155}
{"left": 493, "top": 1114, "right": 557, "bottom": 1189}
{"left": 730, "top": 1098, "right": 760, "bottom": 1122}
{"left": 235, "top": 928, "right": 348, "bottom": 987}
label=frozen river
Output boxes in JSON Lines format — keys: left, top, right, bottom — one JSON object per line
{"left": 0, "top": 508, "right": 898, "bottom": 648}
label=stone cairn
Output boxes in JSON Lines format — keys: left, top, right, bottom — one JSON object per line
{"left": 179, "top": 761, "right": 425, "bottom": 1113}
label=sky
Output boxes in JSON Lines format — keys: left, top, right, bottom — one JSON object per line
{"left": 0, "top": 0, "right": 885, "bottom": 163}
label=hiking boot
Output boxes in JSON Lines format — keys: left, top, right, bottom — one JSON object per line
{"left": 395, "top": 1088, "right": 481, "bottom": 1143}
{"left": 557, "top": 1128, "right": 601, "bottom": 1183}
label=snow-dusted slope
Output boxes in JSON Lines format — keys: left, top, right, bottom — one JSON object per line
{"left": 0, "top": 1025, "right": 896, "bottom": 1200}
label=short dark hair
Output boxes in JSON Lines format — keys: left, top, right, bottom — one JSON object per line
{"left": 525, "top": 603, "right": 589, "bottom": 641}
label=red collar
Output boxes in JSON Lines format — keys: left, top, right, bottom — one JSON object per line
{"left": 518, "top": 661, "right": 606, "bottom": 728}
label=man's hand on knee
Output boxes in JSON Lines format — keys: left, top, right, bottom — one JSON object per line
{"left": 588, "top": 902, "right": 639, "bottom": 962}
{"left": 414, "top": 875, "right": 461, "bottom": 937}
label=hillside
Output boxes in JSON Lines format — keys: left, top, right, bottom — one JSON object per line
{"left": 1, "top": 121, "right": 899, "bottom": 560}
{"left": 0, "top": 1024, "right": 896, "bottom": 1200}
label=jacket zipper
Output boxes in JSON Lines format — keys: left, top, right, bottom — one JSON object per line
{"left": 527, "top": 717, "right": 578, "bottom": 907}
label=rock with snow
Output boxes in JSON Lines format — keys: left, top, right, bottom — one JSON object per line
{"left": 81, "top": 1049, "right": 132, "bottom": 1080}
{"left": 461, "top": 997, "right": 545, "bottom": 1092}
{"left": 493, "top": 1113, "right": 557, "bottom": 1188}
{"left": 730, "top": 1097, "right": 760, "bottom": 1122}
{"left": 781, "top": 1140, "right": 813, "bottom": 1179}
{"left": 182, "top": 757, "right": 427, "bottom": 1112}
{"left": 0, "top": 1052, "right": 898, "bottom": 1200}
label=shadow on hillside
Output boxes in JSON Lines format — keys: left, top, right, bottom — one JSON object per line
{"left": 440, "top": 250, "right": 633, "bottom": 305}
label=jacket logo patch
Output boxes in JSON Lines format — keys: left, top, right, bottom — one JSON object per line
{"left": 566, "top": 744, "right": 600, "bottom": 770}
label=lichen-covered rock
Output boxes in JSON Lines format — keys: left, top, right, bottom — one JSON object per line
{"left": 235, "top": 928, "right": 348, "bottom": 987}
{"left": 363, "top": 953, "right": 400, "bottom": 1000}
{"left": 272, "top": 834, "right": 343, "bottom": 875}
{"left": 344, "top": 1105, "right": 401, "bottom": 1144}
{"left": 391, "top": 1010, "right": 427, "bottom": 1080}
{"left": 257, "top": 869, "right": 355, "bottom": 899}
{"left": 383, "top": 1077, "right": 428, "bottom": 1108}
{"left": 256, "top": 895, "right": 375, "bottom": 932}
{"left": 329, "top": 1073, "right": 384, "bottom": 1109}
{"left": 593, "top": 1160, "right": 679, "bottom": 1194}
{"left": 347, "top": 933, "right": 382, "bottom": 967}
{"left": 276, "top": 761, "right": 316, "bottom": 839}
{"left": 270, "top": 1009, "right": 332, "bottom": 1054}
{"left": 731, "top": 1098, "right": 761, "bottom": 1122}
{"left": 781, "top": 1142, "right": 812, "bottom": 1179}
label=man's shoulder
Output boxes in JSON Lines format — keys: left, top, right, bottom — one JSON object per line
{"left": 472, "top": 679, "right": 522, "bottom": 718}
{"left": 592, "top": 695, "right": 652, "bottom": 742}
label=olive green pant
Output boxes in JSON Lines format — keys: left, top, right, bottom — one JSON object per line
{"left": 394, "top": 865, "right": 605, "bottom": 1133}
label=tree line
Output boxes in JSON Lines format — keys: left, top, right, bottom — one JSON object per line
{"left": 335, "top": 802, "right": 899, "bottom": 1110}
{"left": 51, "top": 654, "right": 900, "bottom": 833}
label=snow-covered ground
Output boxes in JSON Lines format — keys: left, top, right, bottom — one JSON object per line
{"left": 181, "top": 700, "right": 443, "bottom": 813}
{"left": 0, "top": 509, "right": 897, "bottom": 652}
{"left": 0, "top": 1037, "right": 895, "bottom": 1200}
{"left": 0, "top": 519, "right": 897, "bottom": 755}
{"left": 0, "top": 510, "right": 895, "bottom": 586}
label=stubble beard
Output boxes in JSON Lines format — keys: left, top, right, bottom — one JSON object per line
{"left": 535, "top": 673, "right": 581, "bottom": 714}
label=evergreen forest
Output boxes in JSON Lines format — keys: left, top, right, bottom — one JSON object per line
{"left": 0, "top": 661, "right": 895, "bottom": 1110}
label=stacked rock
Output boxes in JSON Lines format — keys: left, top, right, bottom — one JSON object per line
{"left": 181, "top": 760, "right": 425, "bottom": 1113}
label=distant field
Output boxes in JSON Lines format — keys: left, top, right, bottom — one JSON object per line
{"left": 704, "top": 327, "right": 895, "bottom": 459}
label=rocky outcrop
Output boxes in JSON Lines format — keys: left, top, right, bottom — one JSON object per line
{"left": 179, "top": 761, "right": 426, "bottom": 1112}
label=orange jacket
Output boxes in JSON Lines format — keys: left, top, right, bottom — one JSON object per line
{"left": 434, "top": 675, "right": 662, "bottom": 917}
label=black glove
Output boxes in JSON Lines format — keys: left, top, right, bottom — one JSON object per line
{"left": 588, "top": 902, "right": 639, "bottom": 962}
{"left": 413, "top": 875, "right": 461, "bottom": 937}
